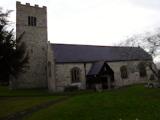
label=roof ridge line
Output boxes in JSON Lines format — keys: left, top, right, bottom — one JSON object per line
{"left": 50, "top": 43, "right": 139, "bottom": 48}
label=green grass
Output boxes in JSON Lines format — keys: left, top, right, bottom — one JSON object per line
{"left": 24, "top": 85, "right": 160, "bottom": 120}
{"left": 1, "top": 85, "right": 160, "bottom": 120}
{"left": 0, "top": 86, "right": 52, "bottom": 97}
{"left": 0, "top": 96, "right": 61, "bottom": 118}
{"left": 0, "top": 86, "right": 64, "bottom": 118}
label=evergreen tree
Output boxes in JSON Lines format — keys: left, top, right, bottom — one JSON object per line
{"left": 0, "top": 8, "right": 29, "bottom": 85}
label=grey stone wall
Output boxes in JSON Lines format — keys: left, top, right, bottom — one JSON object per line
{"left": 108, "top": 60, "right": 153, "bottom": 88}
{"left": 55, "top": 63, "right": 92, "bottom": 91}
{"left": 10, "top": 2, "right": 48, "bottom": 88}
{"left": 47, "top": 42, "right": 56, "bottom": 91}
{"left": 55, "top": 60, "right": 153, "bottom": 91}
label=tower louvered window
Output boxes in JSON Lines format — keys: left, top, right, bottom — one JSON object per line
{"left": 28, "top": 16, "right": 37, "bottom": 26}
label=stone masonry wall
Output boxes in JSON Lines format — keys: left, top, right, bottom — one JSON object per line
{"left": 47, "top": 43, "right": 56, "bottom": 91}
{"left": 55, "top": 60, "right": 153, "bottom": 91}
{"left": 108, "top": 60, "right": 153, "bottom": 87}
{"left": 11, "top": 2, "right": 48, "bottom": 88}
{"left": 55, "top": 63, "right": 92, "bottom": 91}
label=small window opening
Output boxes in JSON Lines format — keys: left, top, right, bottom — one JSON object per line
{"left": 120, "top": 66, "right": 128, "bottom": 79}
{"left": 71, "top": 67, "right": 81, "bottom": 83}
{"left": 28, "top": 16, "right": 37, "bottom": 26}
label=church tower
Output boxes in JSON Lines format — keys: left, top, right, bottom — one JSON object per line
{"left": 15, "top": 1, "right": 48, "bottom": 88}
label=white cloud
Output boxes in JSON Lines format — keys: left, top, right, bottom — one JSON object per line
{"left": 47, "top": 0, "right": 160, "bottom": 45}
{"left": 1, "top": 0, "right": 160, "bottom": 45}
{"left": 129, "top": 0, "right": 160, "bottom": 10}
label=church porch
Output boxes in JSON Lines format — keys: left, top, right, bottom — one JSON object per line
{"left": 86, "top": 62, "right": 115, "bottom": 90}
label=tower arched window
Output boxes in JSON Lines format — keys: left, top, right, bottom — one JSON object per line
{"left": 71, "top": 67, "right": 81, "bottom": 83}
{"left": 120, "top": 66, "right": 128, "bottom": 79}
{"left": 138, "top": 62, "right": 147, "bottom": 77}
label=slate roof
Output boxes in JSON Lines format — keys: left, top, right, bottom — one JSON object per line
{"left": 51, "top": 44, "right": 152, "bottom": 63}
{"left": 87, "top": 61, "right": 104, "bottom": 76}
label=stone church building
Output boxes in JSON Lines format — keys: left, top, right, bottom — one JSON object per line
{"left": 11, "top": 2, "right": 155, "bottom": 92}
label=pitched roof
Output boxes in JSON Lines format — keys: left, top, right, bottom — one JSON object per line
{"left": 51, "top": 44, "right": 152, "bottom": 63}
{"left": 87, "top": 61, "right": 104, "bottom": 76}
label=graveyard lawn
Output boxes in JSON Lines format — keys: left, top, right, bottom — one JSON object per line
{"left": 1, "top": 85, "right": 160, "bottom": 120}
{"left": 0, "top": 86, "right": 65, "bottom": 118}
{"left": 24, "top": 85, "right": 160, "bottom": 120}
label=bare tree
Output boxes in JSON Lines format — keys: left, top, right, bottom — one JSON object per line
{"left": 119, "top": 30, "right": 160, "bottom": 60}
{"left": 118, "top": 29, "right": 160, "bottom": 81}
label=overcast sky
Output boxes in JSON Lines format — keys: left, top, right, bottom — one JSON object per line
{"left": 1, "top": 0, "right": 160, "bottom": 45}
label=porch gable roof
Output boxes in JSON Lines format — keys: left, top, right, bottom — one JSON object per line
{"left": 87, "top": 61, "right": 104, "bottom": 76}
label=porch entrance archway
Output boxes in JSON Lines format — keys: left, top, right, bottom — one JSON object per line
{"left": 86, "top": 62, "right": 114, "bottom": 90}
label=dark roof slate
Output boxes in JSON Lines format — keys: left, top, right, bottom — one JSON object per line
{"left": 51, "top": 44, "right": 152, "bottom": 63}
{"left": 87, "top": 61, "right": 104, "bottom": 76}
